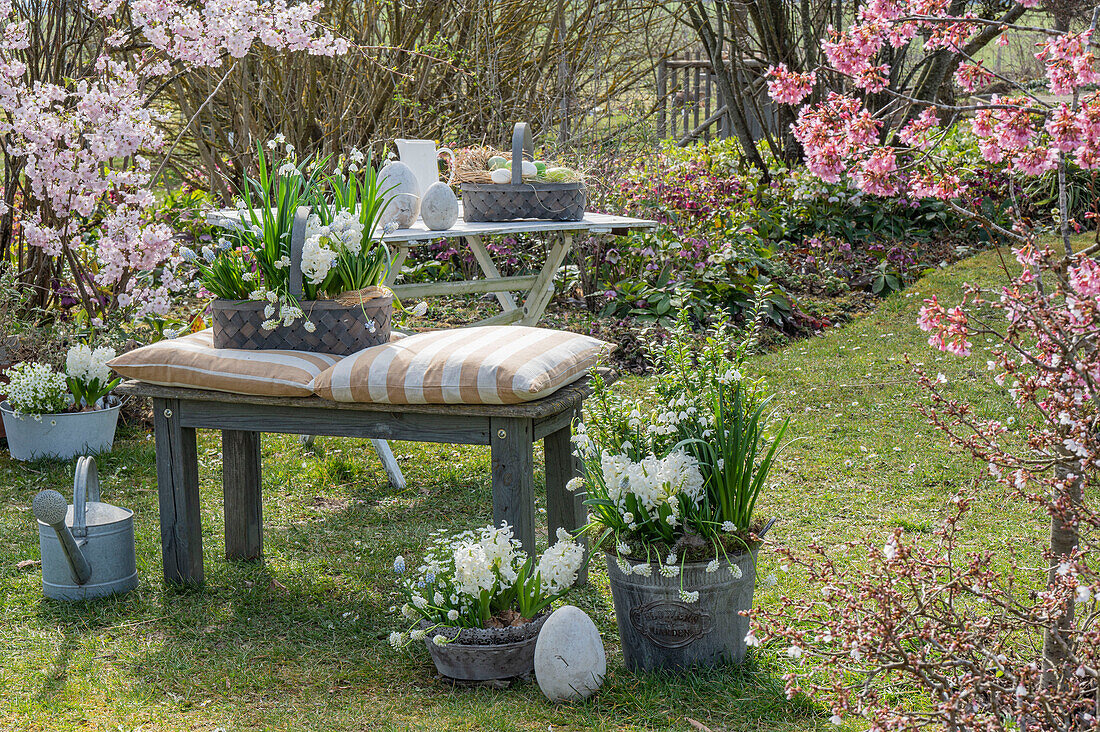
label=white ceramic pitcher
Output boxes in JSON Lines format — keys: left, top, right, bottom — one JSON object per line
{"left": 394, "top": 139, "right": 456, "bottom": 195}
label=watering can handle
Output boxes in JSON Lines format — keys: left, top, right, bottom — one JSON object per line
{"left": 72, "top": 455, "right": 100, "bottom": 538}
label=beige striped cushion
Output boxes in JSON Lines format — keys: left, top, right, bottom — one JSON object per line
{"left": 107, "top": 329, "right": 341, "bottom": 397}
{"left": 314, "top": 326, "right": 613, "bottom": 405}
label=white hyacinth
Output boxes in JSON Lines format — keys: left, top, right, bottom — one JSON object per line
{"left": 300, "top": 234, "right": 336, "bottom": 285}
{"left": 599, "top": 450, "right": 704, "bottom": 519}
{"left": 452, "top": 542, "right": 495, "bottom": 597}
{"left": 66, "top": 344, "right": 115, "bottom": 384}
{"left": 538, "top": 529, "right": 585, "bottom": 595}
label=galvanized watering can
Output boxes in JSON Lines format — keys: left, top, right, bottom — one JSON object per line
{"left": 32, "top": 456, "right": 138, "bottom": 601}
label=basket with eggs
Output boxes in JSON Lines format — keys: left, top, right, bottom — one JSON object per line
{"left": 456, "top": 123, "right": 585, "bottom": 222}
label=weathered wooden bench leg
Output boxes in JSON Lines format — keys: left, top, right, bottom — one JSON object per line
{"left": 222, "top": 429, "right": 262, "bottom": 561}
{"left": 490, "top": 416, "right": 535, "bottom": 556}
{"left": 545, "top": 405, "right": 588, "bottom": 585}
{"left": 153, "top": 397, "right": 203, "bottom": 586}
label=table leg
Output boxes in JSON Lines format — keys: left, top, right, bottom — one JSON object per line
{"left": 153, "top": 398, "right": 203, "bottom": 586}
{"left": 466, "top": 235, "right": 519, "bottom": 312}
{"left": 490, "top": 416, "right": 535, "bottom": 556}
{"left": 384, "top": 244, "right": 410, "bottom": 286}
{"left": 222, "top": 429, "right": 263, "bottom": 561}
{"left": 370, "top": 438, "right": 407, "bottom": 491}
{"left": 544, "top": 405, "right": 588, "bottom": 585}
{"left": 299, "top": 435, "right": 407, "bottom": 490}
{"left": 521, "top": 232, "right": 573, "bottom": 326}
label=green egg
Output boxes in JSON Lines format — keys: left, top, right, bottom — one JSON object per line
{"left": 487, "top": 155, "right": 507, "bottom": 170}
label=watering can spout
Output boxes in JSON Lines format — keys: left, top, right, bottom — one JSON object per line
{"left": 32, "top": 489, "right": 91, "bottom": 585}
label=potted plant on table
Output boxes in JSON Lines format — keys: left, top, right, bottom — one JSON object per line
{"left": 1, "top": 344, "right": 122, "bottom": 461}
{"left": 183, "top": 142, "right": 394, "bottom": 355}
{"left": 571, "top": 309, "right": 788, "bottom": 671}
{"left": 390, "top": 522, "right": 586, "bottom": 683}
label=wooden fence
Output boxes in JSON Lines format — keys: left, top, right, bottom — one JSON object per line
{"left": 657, "top": 52, "right": 778, "bottom": 145}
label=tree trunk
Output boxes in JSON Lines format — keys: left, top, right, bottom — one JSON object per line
{"left": 1041, "top": 458, "right": 1082, "bottom": 696}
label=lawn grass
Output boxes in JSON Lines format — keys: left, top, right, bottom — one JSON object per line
{"left": 0, "top": 247, "right": 1045, "bottom": 732}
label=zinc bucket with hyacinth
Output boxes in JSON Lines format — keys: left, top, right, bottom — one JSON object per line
{"left": 1, "top": 345, "right": 123, "bottom": 461}
{"left": 389, "top": 523, "right": 585, "bottom": 683}
{"left": 183, "top": 141, "right": 394, "bottom": 355}
{"left": 571, "top": 306, "right": 788, "bottom": 671}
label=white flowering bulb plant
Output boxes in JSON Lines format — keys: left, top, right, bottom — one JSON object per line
{"left": 65, "top": 344, "right": 121, "bottom": 409}
{"left": 573, "top": 302, "right": 788, "bottom": 569}
{"left": 180, "top": 140, "right": 392, "bottom": 330}
{"left": 4, "top": 343, "right": 120, "bottom": 417}
{"left": 388, "top": 523, "right": 585, "bottom": 648}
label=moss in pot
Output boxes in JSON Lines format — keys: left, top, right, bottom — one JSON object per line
{"left": 389, "top": 523, "right": 585, "bottom": 683}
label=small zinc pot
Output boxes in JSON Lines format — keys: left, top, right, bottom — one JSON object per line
{"left": 1, "top": 398, "right": 121, "bottom": 461}
{"left": 606, "top": 549, "right": 758, "bottom": 672}
{"left": 421, "top": 612, "right": 548, "bottom": 682}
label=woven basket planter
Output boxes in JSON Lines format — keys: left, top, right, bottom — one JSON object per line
{"left": 211, "top": 206, "right": 392, "bottom": 355}
{"left": 211, "top": 295, "right": 391, "bottom": 355}
{"left": 461, "top": 123, "right": 586, "bottom": 222}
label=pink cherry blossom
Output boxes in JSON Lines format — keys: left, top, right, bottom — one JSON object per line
{"left": 766, "top": 64, "right": 816, "bottom": 105}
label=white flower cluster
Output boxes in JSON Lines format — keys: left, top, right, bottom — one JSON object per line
{"left": 249, "top": 287, "right": 314, "bottom": 332}
{"left": 3, "top": 362, "right": 68, "bottom": 416}
{"left": 301, "top": 234, "right": 338, "bottom": 286}
{"left": 537, "top": 528, "right": 586, "bottom": 595}
{"left": 600, "top": 450, "right": 704, "bottom": 527}
{"left": 306, "top": 210, "right": 365, "bottom": 253}
{"left": 391, "top": 522, "right": 584, "bottom": 641}
{"left": 66, "top": 344, "right": 115, "bottom": 384}
{"left": 452, "top": 523, "right": 523, "bottom": 596}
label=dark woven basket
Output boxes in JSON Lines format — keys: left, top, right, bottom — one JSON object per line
{"left": 461, "top": 123, "right": 586, "bottom": 222}
{"left": 211, "top": 206, "right": 392, "bottom": 355}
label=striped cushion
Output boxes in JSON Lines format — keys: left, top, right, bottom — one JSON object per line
{"left": 107, "top": 329, "right": 341, "bottom": 397}
{"left": 314, "top": 326, "right": 613, "bottom": 405}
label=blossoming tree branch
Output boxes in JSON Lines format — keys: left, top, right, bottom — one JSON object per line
{"left": 753, "top": 1, "right": 1100, "bottom": 730}
{"left": 0, "top": 0, "right": 347, "bottom": 321}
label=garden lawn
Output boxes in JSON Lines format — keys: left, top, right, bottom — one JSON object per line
{"left": 0, "top": 246, "right": 1047, "bottom": 732}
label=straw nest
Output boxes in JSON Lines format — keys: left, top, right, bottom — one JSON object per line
{"left": 453, "top": 146, "right": 506, "bottom": 184}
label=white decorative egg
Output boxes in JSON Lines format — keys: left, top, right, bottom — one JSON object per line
{"left": 420, "top": 182, "right": 459, "bottom": 231}
{"left": 534, "top": 605, "right": 606, "bottom": 702}
{"left": 378, "top": 161, "right": 420, "bottom": 229}
{"left": 490, "top": 167, "right": 512, "bottom": 184}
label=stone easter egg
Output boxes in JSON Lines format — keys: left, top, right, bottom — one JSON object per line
{"left": 420, "top": 182, "right": 459, "bottom": 231}
{"left": 378, "top": 161, "right": 420, "bottom": 229}
{"left": 534, "top": 605, "right": 606, "bottom": 702}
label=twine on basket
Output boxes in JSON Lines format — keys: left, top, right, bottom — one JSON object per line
{"left": 336, "top": 285, "right": 392, "bottom": 307}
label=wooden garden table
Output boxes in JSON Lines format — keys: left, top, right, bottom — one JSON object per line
{"left": 115, "top": 375, "right": 602, "bottom": 587}
{"left": 378, "top": 212, "right": 656, "bottom": 327}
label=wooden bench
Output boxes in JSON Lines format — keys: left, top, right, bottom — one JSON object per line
{"left": 115, "top": 378, "right": 596, "bottom": 587}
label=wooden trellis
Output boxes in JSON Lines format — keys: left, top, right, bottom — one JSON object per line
{"left": 656, "top": 52, "right": 778, "bottom": 145}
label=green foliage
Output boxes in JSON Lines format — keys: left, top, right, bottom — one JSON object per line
{"left": 186, "top": 143, "right": 392, "bottom": 304}
{"left": 577, "top": 303, "right": 788, "bottom": 554}
{"left": 592, "top": 130, "right": 1014, "bottom": 328}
